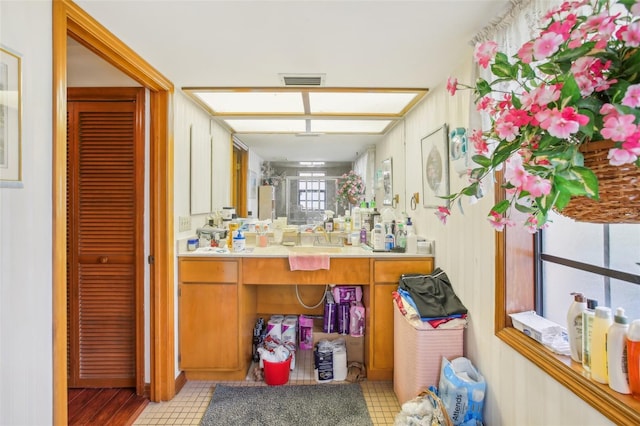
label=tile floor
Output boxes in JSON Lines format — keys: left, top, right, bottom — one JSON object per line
{"left": 133, "top": 349, "right": 401, "bottom": 425}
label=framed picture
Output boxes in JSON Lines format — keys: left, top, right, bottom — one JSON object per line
{"left": 381, "top": 157, "right": 393, "bottom": 206}
{"left": 0, "top": 46, "right": 22, "bottom": 187}
{"left": 421, "top": 124, "right": 449, "bottom": 208}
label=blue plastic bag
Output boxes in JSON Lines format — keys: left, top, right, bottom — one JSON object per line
{"left": 438, "top": 357, "right": 486, "bottom": 426}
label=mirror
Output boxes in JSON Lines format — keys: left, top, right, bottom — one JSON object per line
{"left": 190, "top": 124, "right": 212, "bottom": 214}
{"left": 382, "top": 157, "right": 393, "bottom": 206}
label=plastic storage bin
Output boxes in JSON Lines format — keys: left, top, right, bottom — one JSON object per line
{"left": 263, "top": 355, "right": 292, "bottom": 386}
{"left": 393, "top": 301, "right": 464, "bottom": 405}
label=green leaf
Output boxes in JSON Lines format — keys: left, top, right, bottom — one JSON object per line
{"left": 537, "top": 62, "right": 562, "bottom": 76}
{"left": 461, "top": 183, "right": 479, "bottom": 197}
{"left": 491, "top": 61, "right": 515, "bottom": 79}
{"left": 471, "top": 155, "right": 491, "bottom": 167}
{"left": 560, "top": 73, "right": 581, "bottom": 105}
{"left": 570, "top": 166, "right": 599, "bottom": 198}
{"left": 492, "top": 140, "right": 519, "bottom": 167}
{"left": 514, "top": 202, "right": 536, "bottom": 214}
{"left": 475, "top": 78, "right": 492, "bottom": 97}
{"left": 554, "top": 174, "right": 590, "bottom": 196}
{"left": 553, "top": 190, "right": 572, "bottom": 211}
{"left": 553, "top": 42, "right": 595, "bottom": 63}
{"left": 491, "top": 199, "right": 511, "bottom": 214}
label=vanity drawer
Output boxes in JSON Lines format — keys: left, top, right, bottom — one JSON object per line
{"left": 179, "top": 258, "right": 238, "bottom": 283}
{"left": 373, "top": 258, "right": 433, "bottom": 283}
{"left": 242, "top": 258, "right": 369, "bottom": 285}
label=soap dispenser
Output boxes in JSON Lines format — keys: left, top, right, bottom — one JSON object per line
{"left": 608, "top": 308, "right": 630, "bottom": 394}
{"left": 567, "top": 292, "right": 587, "bottom": 363}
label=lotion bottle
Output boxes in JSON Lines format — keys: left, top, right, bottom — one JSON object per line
{"left": 608, "top": 308, "right": 630, "bottom": 394}
{"left": 567, "top": 292, "right": 587, "bottom": 363}
{"left": 582, "top": 299, "right": 598, "bottom": 372}
{"left": 406, "top": 217, "right": 417, "bottom": 254}
{"left": 627, "top": 319, "right": 640, "bottom": 399}
{"left": 590, "top": 306, "right": 613, "bottom": 384}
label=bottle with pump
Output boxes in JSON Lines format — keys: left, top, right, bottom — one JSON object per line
{"left": 608, "top": 307, "right": 631, "bottom": 394}
{"left": 395, "top": 223, "right": 407, "bottom": 252}
{"left": 567, "top": 292, "right": 587, "bottom": 363}
{"left": 406, "top": 217, "right": 417, "bottom": 254}
{"left": 627, "top": 319, "right": 640, "bottom": 399}
{"left": 232, "top": 229, "right": 246, "bottom": 252}
{"left": 591, "top": 306, "right": 613, "bottom": 384}
{"left": 582, "top": 299, "right": 598, "bottom": 372}
{"left": 324, "top": 211, "right": 334, "bottom": 232}
{"left": 372, "top": 223, "right": 385, "bottom": 250}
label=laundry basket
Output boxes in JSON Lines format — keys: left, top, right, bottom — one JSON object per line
{"left": 393, "top": 302, "right": 464, "bottom": 405}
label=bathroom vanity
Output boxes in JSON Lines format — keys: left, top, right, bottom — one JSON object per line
{"left": 177, "top": 245, "right": 434, "bottom": 381}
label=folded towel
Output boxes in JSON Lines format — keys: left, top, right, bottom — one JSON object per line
{"left": 288, "top": 253, "right": 330, "bottom": 271}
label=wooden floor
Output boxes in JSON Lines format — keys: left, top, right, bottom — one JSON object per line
{"left": 68, "top": 388, "right": 148, "bottom": 426}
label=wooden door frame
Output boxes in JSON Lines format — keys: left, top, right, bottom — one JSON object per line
{"left": 53, "top": 0, "right": 175, "bottom": 424}
{"left": 232, "top": 141, "right": 248, "bottom": 217}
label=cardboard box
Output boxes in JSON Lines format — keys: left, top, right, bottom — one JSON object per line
{"left": 311, "top": 320, "right": 364, "bottom": 364}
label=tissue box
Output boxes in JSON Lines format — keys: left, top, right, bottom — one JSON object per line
{"left": 509, "top": 311, "right": 563, "bottom": 344}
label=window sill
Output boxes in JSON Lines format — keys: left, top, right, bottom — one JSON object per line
{"left": 497, "top": 327, "right": 640, "bottom": 425}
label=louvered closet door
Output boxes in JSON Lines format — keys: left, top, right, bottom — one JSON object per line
{"left": 67, "top": 94, "right": 143, "bottom": 388}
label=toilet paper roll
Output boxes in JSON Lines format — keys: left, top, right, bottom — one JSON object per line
{"left": 332, "top": 345, "right": 348, "bottom": 381}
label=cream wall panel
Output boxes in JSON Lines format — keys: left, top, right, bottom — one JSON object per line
{"left": 379, "top": 50, "right": 612, "bottom": 425}
{"left": 0, "top": 1, "right": 53, "bottom": 424}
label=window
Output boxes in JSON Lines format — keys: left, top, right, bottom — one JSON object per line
{"left": 298, "top": 172, "right": 326, "bottom": 212}
{"left": 539, "top": 212, "right": 640, "bottom": 326}
{"left": 496, "top": 203, "right": 640, "bottom": 424}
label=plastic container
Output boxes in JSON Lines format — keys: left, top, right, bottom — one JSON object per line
{"left": 263, "top": 355, "right": 292, "bottom": 386}
{"left": 608, "top": 308, "right": 630, "bottom": 394}
{"left": 627, "top": 319, "right": 640, "bottom": 399}
{"left": 567, "top": 292, "right": 587, "bottom": 363}
{"left": 232, "top": 229, "right": 246, "bottom": 252}
{"left": 590, "top": 306, "right": 612, "bottom": 384}
{"left": 582, "top": 299, "right": 598, "bottom": 372}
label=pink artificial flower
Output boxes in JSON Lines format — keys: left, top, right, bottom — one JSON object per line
{"left": 487, "top": 211, "right": 513, "bottom": 231}
{"left": 608, "top": 148, "right": 638, "bottom": 166}
{"left": 601, "top": 114, "right": 637, "bottom": 141}
{"left": 622, "top": 84, "right": 640, "bottom": 107}
{"left": 504, "top": 154, "right": 528, "bottom": 188}
{"left": 538, "top": 107, "right": 587, "bottom": 139}
{"left": 476, "top": 96, "right": 494, "bottom": 112}
{"left": 620, "top": 22, "right": 640, "bottom": 47}
{"left": 517, "top": 41, "right": 535, "bottom": 64}
{"left": 435, "top": 206, "right": 451, "bottom": 225}
{"left": 600, "top": 103, "right": 619, "bottom": 117}
{"left": 623, "top": 136, "right": 640, "bottom": 155}
{"left": 523, "top": 175, "right": 552, "bottom": 198}
{"left": 495, "top": 118, "right": 520, "bottom": 142}
{"left": 474, "top": 41, "right": 498, "bottom": 69}
{"left": 532, "top": 32, "right": 564, "bottom": 60}
{"left": 632, "top": 0, "right": 640, "bottom": 16}
{"left": 470, "top": 129, "right": 489, "bottom": 155}
{"left": 504, "top": 109, "right": 532, "bottom": 127}
{"left": 446, "top": 77, "right": 458, "bottom": 96}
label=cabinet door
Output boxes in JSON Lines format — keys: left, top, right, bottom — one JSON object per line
{"left": 179, "top": 283, "right": 238, "bottom": 370}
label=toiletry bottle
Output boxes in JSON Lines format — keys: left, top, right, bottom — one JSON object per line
{"left": 371, "top": 200, "right": 381, "bottom": 226}
{"left": 344, "top": 210, "right": 352, "bottom": 232}
{"left": 372, "top": 223, "right": 385, "bottom": 250}
{"left": 591, "top": 306, "right": 613, "bottom": 384}
{"left": 567, "top": 292, "right": 587, "bottom": 363}
{"left": 395, "top": 223, "right": 407, "bottom": 251}
{"left": 582, "top": 299, "right": 598, "bottom": 373}
{"left": 232, "top": 229, "right": 245, "bottom": 252}
{"left": 352, "top": 206, "right": 361, "bottom": 231}
{"left": 384, "top": 230, "right": 395, "bottom": 251}
{"left": 360, "top": 226, "right": 367, "bottom": 245}
{"left": 608, "top": 308, "right": 631, "bottom": 394}
{"left": 324, "top": 211, "right": 334, "bottom": 232}
{"left": 406, "top": 217, "right": 417, "bottom": 254}
{"left": 627, "top": 319, "right": 640, "bottom": 399}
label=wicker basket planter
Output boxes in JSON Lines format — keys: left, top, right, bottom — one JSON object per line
{"left": 560, "top": 140, "right": 640, "bottom": 224}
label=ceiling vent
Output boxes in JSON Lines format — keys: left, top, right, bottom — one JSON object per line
{"left": 279, "top": 73, "right": 325, "bottom": 86}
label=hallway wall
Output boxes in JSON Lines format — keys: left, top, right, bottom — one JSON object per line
{"left": 0, "top": 1, "right": 53, "bottom": 424}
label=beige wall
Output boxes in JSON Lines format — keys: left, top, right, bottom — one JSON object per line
{"left": 378, "top": 51, "right": 612, "bottom": 425}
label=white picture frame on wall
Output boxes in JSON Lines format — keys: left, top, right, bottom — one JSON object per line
{"left": 421, "top": 124, "right": 449, "bottom": 208}
{"left": 0, "top": 46, "right": 23, "bottom": 188}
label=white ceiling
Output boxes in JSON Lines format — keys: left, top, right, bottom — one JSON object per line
{"left": 71, "top": 0, "right": 511, "bottom": 162}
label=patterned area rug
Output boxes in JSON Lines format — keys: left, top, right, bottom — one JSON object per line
{"left": 200, "top": 384, "right": 373, "bottom": 426}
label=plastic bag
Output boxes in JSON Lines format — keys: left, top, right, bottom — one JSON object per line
{"left": 394, "top": 387, "right": 452, "bottom": 426}
{"left": 438, "top": 357, "right": 486, "bottom": 426}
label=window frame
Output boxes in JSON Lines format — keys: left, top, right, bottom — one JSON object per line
{"left": 495, "top": 204, "right": 640, "bottom": 425}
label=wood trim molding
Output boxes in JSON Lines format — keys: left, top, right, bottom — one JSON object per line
{"left": 493, "top": 180, "right": 640, "bottom": 424}
{"left": 53, "top": 1, "right": 175, "bottom": 423}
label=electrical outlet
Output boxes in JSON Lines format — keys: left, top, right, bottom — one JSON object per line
{"left": 178, "top": 216, "right": 191, "bottom": 232}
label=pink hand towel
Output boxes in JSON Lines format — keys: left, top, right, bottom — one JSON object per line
{"left": 288, "top": 253, "right": 330, "bottom": 271}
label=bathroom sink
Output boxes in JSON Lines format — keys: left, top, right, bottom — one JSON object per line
{"left": 288, "top": 246, "right": 343, "bottom": 254}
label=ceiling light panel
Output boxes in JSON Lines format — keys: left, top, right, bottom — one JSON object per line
{"left": 311, "top": 119, "right": 391, "bottom": 133}
{"left": 224, "top": 119, "right": 306, "bottom": 133}
{"left": 309, "top": 92, "right": 418, "bottom": 114}
{"left": 194, "top": 91, "right": 304, "bottom": 114}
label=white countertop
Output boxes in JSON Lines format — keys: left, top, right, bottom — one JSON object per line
{"left": 178, "top": 243, "right": 433, "bottom": 258}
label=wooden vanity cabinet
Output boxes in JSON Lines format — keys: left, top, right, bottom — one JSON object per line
{"left": 367, "top": 258, "right": 434, "bottom": 380}
{"left": 178, "top": 258, "right": 248, "bottom": 379}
